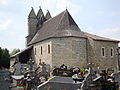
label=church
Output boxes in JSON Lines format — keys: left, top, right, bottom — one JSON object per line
{"left": 11, "top": 7, "right": 119, "bottom": 71}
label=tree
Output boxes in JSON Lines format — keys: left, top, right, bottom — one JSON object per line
{"left": 10, "top": 48, "right": 20, "bottom": 56}
{"left": 0, "top": 47, "right": 3, "bottom": 68}
{"left": 0, "top": 48, "right": 10, "bottom": 68}
{"left": 0, "top": 47, "right": 2, "bottom": 59}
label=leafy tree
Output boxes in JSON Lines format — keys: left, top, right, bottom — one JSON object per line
{"left": 0, "top": 47, "right": 3, "bottom": 68}
{"left": 0, "top": 48, "right": 10, "bottom": 68}
{"left": 0, "top": 47, "right": 2, "bottom": 59}
{"left": 10, "top": 48, "right": 20, "bottom": 56}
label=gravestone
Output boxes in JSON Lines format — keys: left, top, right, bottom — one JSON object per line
{"left": 13, "top": 62, "right": 22, "bottom": 75}
{"left": 27, "top": 58, "right": 36, "bottom": 70}
{"left": 0, "top": 69, "right": 11, "bottom": 90}
{"left": 38, "top": 62, "right": 51, "bottom": 81}
{"left": 112, "top": 72, "right": 120, "bottom": 87}
{"left": 37, "top": 76, "right": 80, "bottom": 90}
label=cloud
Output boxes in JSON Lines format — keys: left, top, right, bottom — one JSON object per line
{"left": 99, "top": 27, "right": 120, "bottom": 35}
{"left": 41, "top": 0, "right": 81, "bottom": 16}
{"left": 55, "top": 0, "right": 81, "bottom": 15}
{"left": 97, "top": 11, "right": 104, "bottom": 15}
{"left": 111, "top": 12, "right": 120, "bottom": 16}
{"left": 0, "top": 0, "right": 7, "bottom": 5}
{"left": 87, "top": 26, "right": 94, "bottom": 31}
{"left": 97, "top": 27, "right": 120, "bottom": 40}
{"left": 0, "top": 20, "right": 13, "bottom": 30}
{"left": 97, "top": 10, "right": 120, "bottom": 17}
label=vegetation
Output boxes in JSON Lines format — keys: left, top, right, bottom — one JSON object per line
{"left": 10, "top": 48, "right": 20, "bottom": 56}
{"left": 0, "top": 47, "right": 10, "bottom": 68}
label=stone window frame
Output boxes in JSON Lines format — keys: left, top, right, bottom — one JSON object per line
{"left": 101, "top": 47, "right": 105, "bottom": 57}
{"left": 110, "top": 47, "right": 114, "bottom": 57}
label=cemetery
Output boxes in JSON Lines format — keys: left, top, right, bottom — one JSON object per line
{"left": 0, "top": 58, "right": 120, "bottom": 90}
{"left": 0, "top": 4, "right": 120, "bottom": 90}
{"left": 10, "top": 7, "right": 120, "bottom": 72}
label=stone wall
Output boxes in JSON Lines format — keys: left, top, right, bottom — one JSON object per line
{"left": 87, "top": 37, "right": 95, "bottom": 64}
{"left": 33, "top": 40, "right": 52, "bottom": 67}
{"left": 89, "top": 40, "right": 118, "bottom": 70}
{"left": 52, "top": 37, "right": 87, "bottom": 68}
{"left": 33, "top": 37, "right": 87, "bottom": 68}
{"left": 33, "top": 37, "right": 118, "bottom": 70}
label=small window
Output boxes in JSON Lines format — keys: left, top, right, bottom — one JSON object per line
{"left": 110, "top": 48, "right": 113, "bottom": 57}
{"left": 48, "top": 45, "right": 50, "bottom": 54}
{"left": 101, "top": 47, "right": 105, "bottom": 57}
{"left": 41, "top": 46, "right": 42, "bottom": 55}
{"left": 35, "top": 48, "right": 36, "bottom": 55}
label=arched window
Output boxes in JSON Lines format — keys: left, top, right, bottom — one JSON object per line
{"left": 101, "top": 47, "right": 105, "bottom": 57}
{"left": 48, "top": 45, "right": 50, "bottom": 54}
{"left": 41, "top": 46, "right": 42, "bottom": 55}
{"left": 110, "top": 48, "right": 113, "bottom": 57}
{"left": 35, "top": 48, "right": 36, "bottom": 55}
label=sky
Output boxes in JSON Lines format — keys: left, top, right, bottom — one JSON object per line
{"left": 0, "top": 0, "right": 120, "bottom": 52}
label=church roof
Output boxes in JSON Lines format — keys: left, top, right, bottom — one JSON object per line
{"left": 10, "top": 46, "right": 33, "bottom": 58}
{"left": 28, "top": 7, "right": 36, "bottom": 18}
{"left": 45, "top": 10, "right": 52, "bottom": 20}
{"left": 37, "top": 7, "right": 44, "bottom": 19}
{"left": 84, "top": 32, "right": 119, "bottom": 42}
{"left": 28, "top": 9, "right": 86, "bottom": 45}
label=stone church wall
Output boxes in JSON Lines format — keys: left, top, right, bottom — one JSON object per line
{"left": 87, "top": 37, "right": 96, "bottom": 64}
{"left": 91, "top": 40, "right": 118, "bottom": 70}
{"left": 33, "top": 37, "right": 118, "bottom": 71}
{"left": 52, "top": 37, "right": 87, "bottom": 68}
{"left": 33, "top": 39, "right": 52, "bottom": 67}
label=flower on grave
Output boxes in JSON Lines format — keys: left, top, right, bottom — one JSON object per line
{"left": 18, "top": 83, "right": 23, "bottom": 86}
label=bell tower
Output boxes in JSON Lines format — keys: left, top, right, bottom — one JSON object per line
{"left": 26, "top": 7, "right": 38, "bottom": 44}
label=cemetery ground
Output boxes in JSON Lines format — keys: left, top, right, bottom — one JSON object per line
{"left": 0, "top": 59, "right": 120, "bottom": 90}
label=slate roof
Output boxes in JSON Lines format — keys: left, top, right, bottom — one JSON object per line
{"left": 45, "top": 10, "right": 52, "bottom": 20}
{"left": 28, "top": 7, "right": 36, "bottom": 18}
{"left": 10, "top": 46, "right": 33, "bottom": 58}
{"left": 37, "top": 7, "right": 44, "bottom": 19}
{"left": 28, "top": 9, "right": 86, "bottom": 45}
{"left": 84, "top": 32, "right": 119, "bottom": 42}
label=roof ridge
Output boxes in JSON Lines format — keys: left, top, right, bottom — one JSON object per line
{"left": 56, "top": 9, "right": 81, "bottom": 31}
{"left": 84, "top": 32, "right": 119, "bottom": 42}
{"left": 56, "top": 10, "right": 67, "bottom": 30}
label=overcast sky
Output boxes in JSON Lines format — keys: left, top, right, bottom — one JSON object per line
{"left": 0, "top": 0, "right": 120, "bottom": 51}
